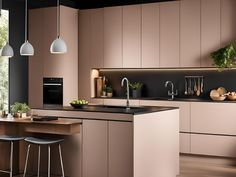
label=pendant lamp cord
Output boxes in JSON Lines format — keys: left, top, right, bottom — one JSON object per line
{"left": 25, "top": 0, "right": 27, "bottom": 42}
{"left": 57, "top": 0, "right": 60, "bottom": 38}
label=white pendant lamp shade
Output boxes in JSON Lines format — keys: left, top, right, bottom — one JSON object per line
{"left": 1, "top": 42, "right": 14, "bottom": 57}
{"left": 20, "top": 40, "right": 34, "bottom": 56}
{"left": 50, "top": 0, "right": 67, "bottom": 54}
{"left": 20, "top": 0, "right": 34, "bottom": 56}
{"left": 50, "top": 36, "right": 67, "bottom": 54}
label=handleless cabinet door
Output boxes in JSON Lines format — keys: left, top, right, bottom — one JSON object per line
{"left": 123, "top": 5, "right": 141, "bottom": 68}
{"left": 82, "top": 120, "right": 108, "bottom": 177}
{"left": 191, "top": 102, "right": 236, "bottom": 135}
{"left": 201, "top": 0, "right": 220, "bottom": 67}
{"left": 159, "top": 1, "right": 180, "bottom": 68}
{"left": 104, "top": 6, "right": 123, "bottom": 68}
{"left": 141, "top": 3, "right": 160, "bottom": 68}
{"left": 108, "top": 121, "right": 133, "bottom": 177}
{"left": 79, "top": 10, "right": 91, "bottom": 101}
{"left": 180, "top": 0, "right": 200, "bottom": 67}
{"left": 91, "top": 8, "right": 104, "bottom": 68}
{"left": 221, "top": 0, "right": 236, "bottom": 46}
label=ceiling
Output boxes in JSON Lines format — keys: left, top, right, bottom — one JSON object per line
{"left": 14, "top": 0, "right": 176, "bottom": 9}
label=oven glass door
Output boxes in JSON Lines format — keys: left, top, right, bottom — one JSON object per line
{"left": 43, "top": 83, "right": 63, "bottom": 105}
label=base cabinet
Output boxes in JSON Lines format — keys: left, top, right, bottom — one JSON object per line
{"left": 82, "top": 120, "right": 133, "bottom": 177}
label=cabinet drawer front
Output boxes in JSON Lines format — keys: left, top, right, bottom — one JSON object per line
{"left": 180, "top": 133, "right": 190, "bottom": 154}
{"left": 140, "top": 100, "right": 190, "bottom": 132}
{"left": 191, "top": 102, "right": 236, "bottom": 135}
{"left": 191, "top": 134, "right": 236, "bottom": 157}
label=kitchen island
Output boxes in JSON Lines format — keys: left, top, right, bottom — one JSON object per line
{"left": 0, "top": 105, "right": 179, "bottom": 177}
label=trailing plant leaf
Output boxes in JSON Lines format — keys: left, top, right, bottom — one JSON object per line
{"left": 210, "top": 43, "right": 236, "bottom": 69}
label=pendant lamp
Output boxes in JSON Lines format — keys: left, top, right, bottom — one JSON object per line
{"left": 50, "top": 0, "right": 67, "bottom": 54}
{"left": 20, "top": 0, "right": 34, "bottom": 56}
{"left": 1, "top": 1, "right": 14, "bottom": 57}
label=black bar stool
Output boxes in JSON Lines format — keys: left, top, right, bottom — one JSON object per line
{"left": 23, "top": 137, "right": 65, "bottom": 177}
{"left": 0, "top": 135, "right": 25, "bottom": 177}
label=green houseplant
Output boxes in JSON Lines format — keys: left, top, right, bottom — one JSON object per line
{"left": 129, "top": 82, "right": 143, "bottom": 98}
{"left": 11, "top": 102, "right": 30, "bottom": 118}
{"left": 106, "top": 86, "right": 113, "bottom": 97}
{"left": 210, "top": 43, "right": 236, "bottom": 70}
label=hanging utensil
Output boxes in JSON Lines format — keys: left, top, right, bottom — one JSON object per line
{"left": 201, "top": 77, "right": 204, "bottom": 93}
{"left": 194, "top": 78, "right": 197, "bottom": 93}
{"left": 184, "top": 78, "right": 188, "bottom": 95}
{"left": 196, "top": 77, "right": 201, "bottom": 96}
{"left": 188, "top": 78, "right": 191, "bottom": 95}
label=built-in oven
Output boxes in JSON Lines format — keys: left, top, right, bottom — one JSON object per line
{"left": 43, "top": 78, "right": 63, "bottom": 107}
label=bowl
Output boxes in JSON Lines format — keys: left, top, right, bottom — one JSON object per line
{"left": 227, "top": 94, "right": 236, "bottom": 101}
{"left": 210, "top": 95, "right": 226, "bottom": 101}
{"left": 217, "top": 87, "right": 227, "bottom": 96}
{"left": 70, "top": 103, "right": 88, "bottom": 108}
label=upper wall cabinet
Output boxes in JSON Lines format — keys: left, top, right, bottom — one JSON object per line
{"left": 159, "top": 1, "right": 180, "bottom": 68}
{"left": 201, "top": 0, "right": 220, "bottom": 67}
{"left": 104, "top": 6, "right": 123, "bottom": 68}
{"left": 29, "top": 6, "right": 78, "bottom": 107}
{"left": 78, "top": 10, "right": 91, "bottom": 101}
{"left": 141, "top": 3, "right": 160, "bottom": 68}
{"left": 90, "top": 8, "right": 104, "bottom": 68}
{"left": 123, "top": 5, "right": 141, "bottom": 68}
{"left": 180, "top": 0, "right": 200, "bottom": 67}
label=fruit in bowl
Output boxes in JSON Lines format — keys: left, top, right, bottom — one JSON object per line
{"left": 70, "top": 99, "right": 88, "bottom": 108}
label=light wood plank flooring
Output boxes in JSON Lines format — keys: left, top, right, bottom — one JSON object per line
{"left": 178, "top": 155, "right": 236, "bottom": 177}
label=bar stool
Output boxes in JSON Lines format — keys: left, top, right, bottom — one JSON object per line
{"left": 0, "top": 135, "right": 25, "bottom": 177}
{"left": 23, "top": 137, "right": 65, "bottom": 177}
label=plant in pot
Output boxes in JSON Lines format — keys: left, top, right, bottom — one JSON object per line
{"left": 106, "top": 86, "right": 113, "bottom": 98}
{"left": 210, "top": 43, "right": 236, "bottom": 71}
{"left": 11, "top": 102, "right": 30, "bottom": 118}
{"left": 129, "top": 82, "right": 143, "bottom": 98}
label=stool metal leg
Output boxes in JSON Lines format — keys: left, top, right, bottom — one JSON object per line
{"left": 23, "top": 144, "right": 31, "bottom": 177}
{"left": 37, "top": 145, "right": 41, "bottom": 177}
{"left": 48, "top": 146, "right": 50, "bottom": 177}
{"left": 58, "top": 144, "right": 65, "bottom": 177}
{"left": 10, "top": 141, "right": 13, "bottom": 177}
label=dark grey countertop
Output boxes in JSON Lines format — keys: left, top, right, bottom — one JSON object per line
{"left": 94, "top": 96, "right": 236, "bottom": 103}
{"left": 32, "top": 105, "right": 178, "bottom": 115}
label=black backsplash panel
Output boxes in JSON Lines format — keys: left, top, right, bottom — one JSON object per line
{"left": 100, "top": 69, "right": 236, "bottom": 99}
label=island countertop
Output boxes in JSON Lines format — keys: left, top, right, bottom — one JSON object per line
{"left": 31, "top": 105, "right": 179, "bottom": 122}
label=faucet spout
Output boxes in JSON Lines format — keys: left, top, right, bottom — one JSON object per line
{"left": 121, "top": 77, "right": 130, "bottom": 109}
{"left": 165, "top": 81, "right": 178, "bottom": 100}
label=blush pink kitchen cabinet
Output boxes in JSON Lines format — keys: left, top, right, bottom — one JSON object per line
{"left": 180, "top": 0, "right": 201, "bottom": 67}
{"left": 141, "top": 3, "right": 160, "bottom": 68}
{"left": 82, "top": 120, "right": 108, "bottom": 177}
{"left": 104, "top": 6, "right": 123, "bottom": 68}
{"left": 90, "top": 8, "right": 104, "bottom": 68}
{"left": 82, "top": 119, "right": 133, "bottom": 177}
{"left": 159, "top": 1, "right": 180, "bottom": 68}
{"left": 29, "top": 6, "right": 78, "bottom": 107}
{"left": 123, "top": 5, "right": 141, "bottom": 68}
{"left": 78, "top": 10, "right": 91, "bottom": 101}
{"left": 201, "top": 0, "right": 220, "bottom": 67}
{"left": 191, "top": 102, "right": 236, "bottom": 157}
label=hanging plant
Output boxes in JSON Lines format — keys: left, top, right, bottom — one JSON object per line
{"left": 210, "top": 43, "right": 236, "bottom": 70}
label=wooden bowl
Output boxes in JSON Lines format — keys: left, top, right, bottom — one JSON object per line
{"left": 217, "top": 87, "right": 227, "bottom": 96}
{"left": 227, "top": 94, "right": 236, "bottom": 101}
{"left": 210, "top": 95, "right": 226, "bottom": 101}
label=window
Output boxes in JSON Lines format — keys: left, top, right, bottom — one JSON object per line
{"left": 0, "top": 10, "right": 9, "bottom": 112}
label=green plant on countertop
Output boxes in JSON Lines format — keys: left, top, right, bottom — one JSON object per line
{"left": 210, "top": 43, "right": 236, "bottom": 70}
{"left": 129, "top": 82, "right": 143, "bottom": 90}
{"left": 106, "top": 86, "right": 113, "bottom": 93}
{"left": 11, "top": 102, "right": 30, "bottom": 114}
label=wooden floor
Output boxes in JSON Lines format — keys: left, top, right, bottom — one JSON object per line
{"left": 178, "top": 155, "right": 236, "bottom": 177}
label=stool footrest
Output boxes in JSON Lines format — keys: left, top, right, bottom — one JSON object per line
{"left": 0, "top": 169, "right": 10, "bottom": 173}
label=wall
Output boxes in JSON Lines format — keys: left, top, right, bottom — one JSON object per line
{"left": 3, "top": 0, "right": 28, "bottom": 107}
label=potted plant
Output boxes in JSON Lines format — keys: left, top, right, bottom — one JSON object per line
{"left": 129, "top": 82, "right": 143, "bottom": 98}
{"left": 210, "top": 43, "right": 236, "bottom": 70}
{"left": 106, "top": 86, "right": 113, "bottom": 98}
{"left": 11, "top": 102, "right": 30, "bottom": 118}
